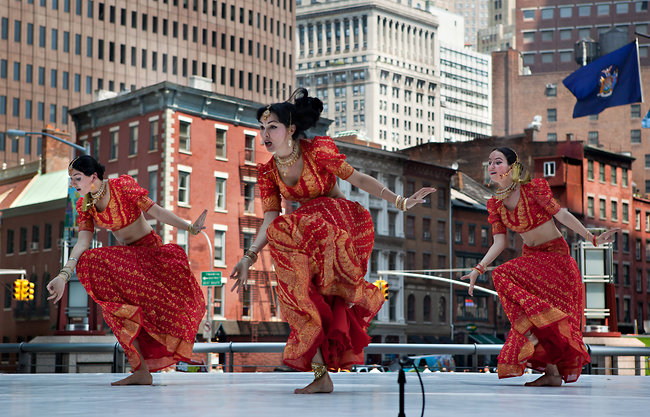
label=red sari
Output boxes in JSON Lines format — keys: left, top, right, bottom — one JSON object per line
{"left": 75, "top": 175, "right": 205, "bottom": 372}
{"left": 487, "top": 178, "right": 590, "bottom": 383}
{"left": 258, "top": 136, "right": 384, "bottom": 372}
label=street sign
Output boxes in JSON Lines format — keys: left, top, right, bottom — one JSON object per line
{"left": 201, "top": 271, "right": 222, "bottom": 286}
{"left": 466, "top": 323, "right": 477, "bottom": 332}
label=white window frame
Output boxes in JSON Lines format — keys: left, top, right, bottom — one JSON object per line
{"left": 213, "top": 224, "right": 228, "bottom": 267}
{"left": 215, "top": 123, "right": 229, "bottom": 160}
{"left": 178, "top": 115, "right": 192, "bottom": 153}
{"left": 543, "top": 161, "right": 556, "bottom": 177}
{"left": 178, "top": 164, "right": 192, "bottom": 206}
{"left": 214, "top": 171, "right": 228, "bottom": 212}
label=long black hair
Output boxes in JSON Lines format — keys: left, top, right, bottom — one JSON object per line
{"left": 493, "top": 147, "right": 531, "bottom": 184}
{"left": 68, "top": 155, "right": 105, "bottom": 180}
{"left": 256, "top": 88, "right": 323, "bottom": 139}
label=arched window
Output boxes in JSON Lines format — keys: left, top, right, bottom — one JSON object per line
{"left": 407, "top": 293, "right": 416, "bottom": 321}
{"left": 423, "top": 295, "right": 431, "bottom": 322}
{"left": 439, "top": 296, "right": 446, "bottom": 323}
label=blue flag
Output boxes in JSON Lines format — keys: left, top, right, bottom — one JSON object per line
{"left": 563, "top": 40, "right": 643, "bottom": 118}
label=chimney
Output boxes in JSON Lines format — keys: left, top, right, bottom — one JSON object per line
{"left": 40, "top": 127, "right": 75, "bottom": 174}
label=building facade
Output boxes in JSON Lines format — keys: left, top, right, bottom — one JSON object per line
{"left": 296, "top": 0, "right": 441, "bottom": 150}
{"left": 515, "top": 0, "right": 650, "bottom": 74}
{"left": 0, "top": 0, "right": 295, "bottom": 167}
{"left": 477, "top": 0, "right": 516, "bottom": 53}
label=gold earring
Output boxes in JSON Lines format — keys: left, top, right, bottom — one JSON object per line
{"left": 288, "top": 137, "right": 293, "bottom": 149}
{"left": 91, "top": 182, "right": 96, "bottom": 191}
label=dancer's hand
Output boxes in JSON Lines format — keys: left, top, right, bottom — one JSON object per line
{"left": 595, "top": 228, "right": 620, "bottom": 245}
{"left": 230, "top": 257, "right": 253, "bottom": 293}
{"left": 460, "top": 269, "right": 479, "bottom": 296}
{"left": 190, "top": 209, "right": 208, "bottom": 235}
{"left": 405, "top": 187, "right": 437, "bottom": 210}
{"left": 46, "top": 276, "right": 67, "bottom": 304}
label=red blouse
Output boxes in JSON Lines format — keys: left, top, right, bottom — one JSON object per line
{"left": 487, "top": 178, "right": 561, "bottom": 235}
{"left": 258, "top": 136, "right": 355, "bottom": 212}
{"left": 77, "top": 175, "right": 155, "bottom": 232}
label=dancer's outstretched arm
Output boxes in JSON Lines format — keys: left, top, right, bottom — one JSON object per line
{"left": 460, "top": 233, "right": 507, "bottom": 296}
{"left": 47, "top": 230, "right": 94, "bottom": 303}
{"left": 344, "top": 169, "right": 437, "bottom": 209}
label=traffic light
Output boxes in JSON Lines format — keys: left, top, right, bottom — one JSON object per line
{"left": 13, "top": 279, "right": 23, "bottom": 301}
{"left": 373, "top": 279, "right": 390, "bottom": 300}
{"left": 22, "top": 280, "right": 35, "bottom": 301}
{"left": 13, "top": 279, "right": 35, "bottom": 301}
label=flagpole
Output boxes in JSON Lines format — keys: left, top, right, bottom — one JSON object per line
{"left": 634, "top": 38, "right": 644, "bottom": 102}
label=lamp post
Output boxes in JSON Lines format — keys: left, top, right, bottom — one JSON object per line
{"left": 6, "top": 129, "right": 89, "bottom": 155}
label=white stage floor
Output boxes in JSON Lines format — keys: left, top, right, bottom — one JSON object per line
{"left": 1, "top": 372, "right": 648, "bottom": 417}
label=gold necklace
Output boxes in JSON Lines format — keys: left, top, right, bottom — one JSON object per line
{"left": 274, "top": 141, "right": 300, "bottom": 175}
{"left": 494, "top": 181, "right": 517, "bottom": 201}
{"left": 90, "top": 180, "right": 107, "bottom": 205}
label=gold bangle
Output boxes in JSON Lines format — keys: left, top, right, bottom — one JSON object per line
{"left": 59, "top": 269, "right": 71, "bottom": 282}
{"left": 395, "top": 195, "right": 403, "bottom": 209}
{"left": 380, "top": 186, "right": 388, "bottom": 199}
{"left": 401, "top": 197, "right": 409, "bottom": 211}
{"left": 244, "top": 250, "right": 258, "bottom": 264}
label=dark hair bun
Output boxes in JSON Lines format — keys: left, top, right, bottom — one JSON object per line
{"left": 292, "top": 88, "right": 323, "bottom": 133}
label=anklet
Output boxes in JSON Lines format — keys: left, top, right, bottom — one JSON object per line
{"left": 311, "top": 363, "right": 327, "bottom": 380}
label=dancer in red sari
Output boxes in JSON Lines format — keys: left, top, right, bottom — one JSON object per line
{"left": 229, "top": 89, "right": 435, "bottom": 394}
{"left": 47, "top": 155, "right": 207, "bottom": 385}
{"left": 462, "top": 147, "right": 617, "bottom": 386}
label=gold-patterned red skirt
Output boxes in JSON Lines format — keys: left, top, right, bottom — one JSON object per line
{"left": 267, "top": 196, "right": 384, "bottom": 372}
{"left": 76, "top": 231, "right": 205, "bottom": 372}
{"left": 492, "top": 237, "right": 590, "bottom": 383}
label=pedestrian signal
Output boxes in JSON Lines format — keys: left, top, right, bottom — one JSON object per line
{"left": 373, "top": 279, "right": 390, "bottom": 300}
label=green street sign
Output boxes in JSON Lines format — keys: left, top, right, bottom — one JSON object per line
{"left": 201, "top": 271, "right": 222, "bottom": 286}
{"left": 466, "top": 323, "right": 477, "bottom": 332}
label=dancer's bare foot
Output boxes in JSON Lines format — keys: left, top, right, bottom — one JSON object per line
{"left": 524, "top": 364, "right": 561, "bottom": 387}
{"left": 294, "top": 372, "right": 334, "bottom": 394}
{"left": 524, "top": 373, "right": 562, "bottom": 387}
{"left": 111, "top": 369, "right": 153, "bottom": 386}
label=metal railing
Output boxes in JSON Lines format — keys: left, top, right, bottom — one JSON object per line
{"left": 1, "top": 342, "right": 648, "bottom": 375}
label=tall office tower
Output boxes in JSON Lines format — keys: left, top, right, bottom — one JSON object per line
{"left": 477, "top": 0, "right": 516, "bottom": 53}
{"left": 0, "top": 1, "right": 295, "bottom": 167}
{"left": 296, "top": 0, "right": 441, "bottom": 150}
{"left": 516, "top": 0, "right": 649, "bottom": 74}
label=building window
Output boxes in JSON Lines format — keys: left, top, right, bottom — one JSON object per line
{"left": 214, "top": 127, "right": 227, "bottom": 158}
{"left": 481, "top": 226, "right": 489, "bottom": 246}
{"left": 631, "top": 104, "right": 641, "bottom": 118}
{"left": 547, "top": 132, "right": 557, "bottom": 141}
{"left": 243, "top": 182, "right": 255, "bottom": 213}
{"left": 215, "top": 177, "right": 226, "bottom": 210}
{"left": 178, "top": 171, "right": 190, "bottom": 205}
{"left": 622, "top": 169, "right": 628, "bottom": 187}
{"left": 599, "top": 198, "right": 606, "bottom": 220}
{"left": 522, "top": 9, "right": 535, "bottom": 20}
{"left": 179, "top": 119, "right": 191, "bottom": 152}
{"left": 468, "top": 224, "right": 476, "bottom": 246}
{"left": 109, "top": 130, "right": 118, "bottom": 160}
{"left": 422, "top": 218, "right": 431, "bottom": 241}
{"left": 244, "top": 133, "right": 255, "bottom": 163}
{"left": 437, "top": 220, "right": 446, "bottom": 242}
{"left": 149, "top": 119, "right": 158, "bottom": 151}
{"left": 148, "top": 169, "right": 158, "bottom": 203}
{"left": 547, "top": 108, "right": 557, "bottom": 122}
{"left": 611, "top": 200, "right": 618, "bottom": 221}
{"left": 543, "top": 161, "right": 556, "bottom": 177}
{"left": 129, "top": 124, "right": 138, "bottom": 155}
{"left": 622, "top": 232, "right": 630, "bottom": 253}
{"left": 541, "top": 8, "right": 553, "bottom": 19}
{"left": 213, "top": 229, "right": 225, "bottom": 265}
{"left": 6, "top": 229, "right": 14, "bottom": 254}
{"left": 587, "top": 160, "right": 593, "bottom": 180}
{"left": 177, "top": 229, "right": 188, "bottom": 254}
{"left": 406, "top": 215, "right": 415, "bottom": 239}
{"left": 631, "top": 129, "right": 641, "bottom": 144}
{"left": 588, "top": 131, "right": 599, "bottom": 146}
{"left": 623, "top": 202, "right": 629, "bottom": 223}
{"left": 423, "top": 295, "right": 431, "bottom": 322}
{"left": 407, "top": 294, "right": 415, "bottom": 321}
{"left": 587, "top": 196, "right": 594, "bottom": 217}
{"left": 454, "top": 223, "right": 462, "bottom": 244}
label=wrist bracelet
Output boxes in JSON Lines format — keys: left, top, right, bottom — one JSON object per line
{"left": 380, "top": 186, "right": 388, "bottom": 199}
{"left": 59, "top": 269, "right": 71, "bottom": 282}
{"left": 68, "top": 257, "right": 78, "bottom": 263}
{"left": 472, "top": 263, "right": 486, "bottom": 274}
{"left": 244, "top": 250, "right": 258, "bottom": 264}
